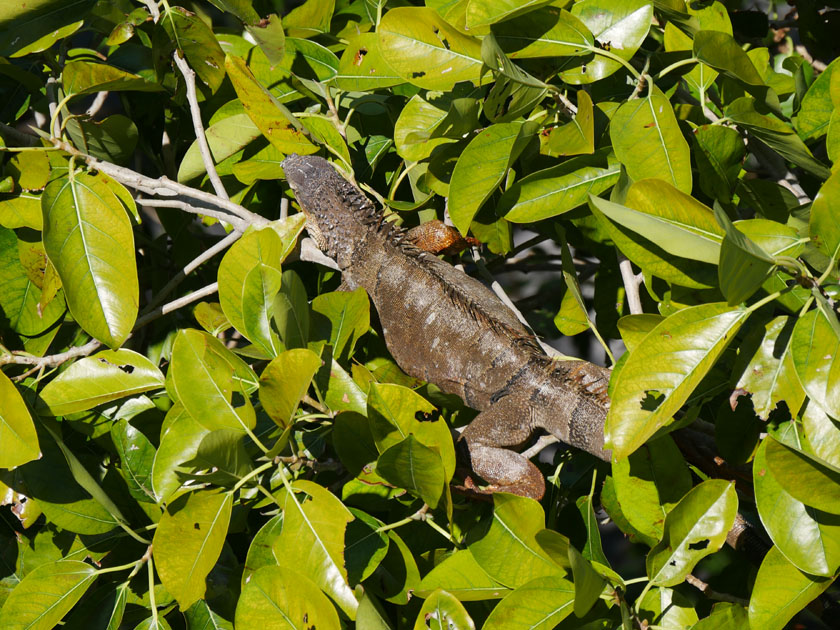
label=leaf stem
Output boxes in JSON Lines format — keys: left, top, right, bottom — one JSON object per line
{"left": 656, "top": 57, "right": 697, "bottom": 79}
{"left": 585, "top": 45, "right": 641, "bottom": 81}
{"left": 148, "top": 556, "right": 159, "bottom": 627}
{"left": 232, "top": 460, "right": 276, "bottom": 492}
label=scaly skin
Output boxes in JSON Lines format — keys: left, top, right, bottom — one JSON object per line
{"left": 283, "top": 154, "right": 611, "bottom": 499}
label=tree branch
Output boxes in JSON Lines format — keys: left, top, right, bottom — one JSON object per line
{"left": 0, "top": 338, "right": 101, "bottom": 369}
{"left": 172, "top": 52, "right": 229, "bottom": 200}
{"left": 50, "top": 138, "right": 267, "bottom": 227}
{"left": 618, "top": 253, "right": 644, "bottom": 314}
{"left": 142, "top": 229, "right": 242, "bottom": 314}
{"left": 136, "top": 198, "right": 248, "bottom": 232}
{"left": 134, "top": 282, "right": 219, "bottom": 329}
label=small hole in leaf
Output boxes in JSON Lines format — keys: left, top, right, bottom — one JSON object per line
{"left": 640, "top": 390, "right": 664, "bottom": 412}
{"left": 689, "top": 539, "right": 709, "bottom": 551}
{"left": 194, "top": 523, "right": 200, "bottom": 530}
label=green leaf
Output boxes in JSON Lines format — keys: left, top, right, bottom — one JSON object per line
{"left": 62, "top": 61, "right": 159, "bottom": 96}
{"left": 735, "top": 316, "right": 805, "bottom": 420}
{"left": 753, "top": 438, "right": 840, "bottom": 576}
{"left": 567, "top": 545, "right": 606, "bottom": 618}
{"left": 64, "top": 115, "right": 139, "bottom": 165}
{"left": 0, "top": 560, "right": 97, "bottom": 630}
{"left": 224, "top": 54, "right": 317, "bottom": 155}
{"left": 0, "top": 226, "right": 65, "bottom": 336}
{"left": 178, "top": 113, "right": 261, "bottom": 183}
{"left": 482, "top": 576, "right": 575, "bottom": 629}
{"left": 42, "top": 169, "right": 137, "bottom": 347}
{"left": 713, "top": 205, "right": 776, "bottom": 305}
{"left": 152, "top": 404, "right": 211, "bottom": 503}
{"left": 611, "top": 435, "right": 692, "bottom": 541}
{"left": 693, "top": 30, "right": 781, "bottom": 115}
{"left": 638, "top": 586, "right": 698, "bottom": 628}
{"left": 272, "top": 480, "right": 357, "bottom": 618}
{"left": 335, "top": 33, "right": 404, "bottom": 91}
{"left": 169, "top": 329, "right": 258, "bottom": 433}
{"left": 311, "top": 287, "right": 370, "bottom": 358}
{"left": 605, "top": 303, "right": 748, "bottom": 459}
{"left": 501, "top": 153, "right": 620, "bottom": 223}
{"left": 791, "top": 308, "right": 840, "bottom": 420}
{"left": 258, "top": 348, "right": 322, "bottom": 427}
{"left": 162, "top": 7, "right": 225, "bottom": 92}
{"left": 0, "top": 368, "right": 39, "bottom": 468}
{"left": 111, "top": 419, "right": 156, "bottom": 503}
{"left": 765, "top": 437, "right": 840, "bottom": 515}
{"left": 246, "top": 14, "right": 285, "bottom": 67}
{"left": 539, "top": 90, "right": 595, "bottom": 157}
{"left": 589, "top": 194, "right": 717, "bottom": 289}
{"left": 647, "top": 479, "right": 738, "bottom": 585}
{"left": 617, "top": 314, "right": 664, "bottom": 352}
{"left": 417, "top": 550, "right": 508, "bottom": 601}
{"left": 803, "top": 400, "right": 840, "bottom": 470}
{"left": 345, "top": 508, "right": 389, "bottom": 585}
{"left": 0, "top": 193, "right": 42, "bottom": 229}
{"left": 561, "top": 0, "right": 653, "bottom": 84}
{"left": 469, "top": 493, "right": 562, "bottom": 588}
{"left": 134, "top": 616, "right": 173, "bottom": 630}
{"left": 218, "top": 226, "right": 286, "bottom": 356}
{"left": 610, "top": 88, "right": 692, "bottom": 193}
{"left": 377, "top": 435, "right": 445, "bottom": 508}
{"left": 593, "top": 181, "right": 723, "bottom": 265}
{"left": 465, "top": 0, "right": 551, "bottom": 28}
{"left": 748, "top": 545, "right": 833, "bottom": 630}
{"left": 810, "top": 169, "right": 840, "bottom": 259}
{"left": 378, "top": 7, "right": 484, "bottom": 90}
{"left": 691, "top": 603, "right": 748, "bottom": 630}
{"left": 0, "top": 0, "right": 96, "bottom": 57}
{"left": 153, "top": 489, "right": 233, "bottom": 610}
{"left": 692, "top": 124, "right": 745, "bottom": 203}
{"left": 17, "top": 429, "right": 118, "bottom": 534}
{"left": 413, "top": 589, "right": 474, "bottom": 629}
{"left": 283, "top": 0, "right": 334, "bottom": 38}
{"left": 234, "top": 566, "right": 339, "bottom": 630}
{"left": 493, "top": 7, "right": 593, "bottom": 59}
{"left": 449, "top": 121, "right": 533, "bottom": 234}
{"left": 37, "top": 349, "right": 164, "bottom": 416}
{"left": 727, "top": 97, "right": 830, "bottom": 180}
{"left": 393, "top": 94, "right": 459, "bottom": 162}
{"left": 366, "top": 383, "right": 456, "bottom": 481}
{"left": 796, "top": 56, "right": 840, "bottom": 141}
{"left": 242, "top": 513, "right": 283, "bottom": 587}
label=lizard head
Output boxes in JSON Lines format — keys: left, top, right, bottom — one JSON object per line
{"left": 282, "top": 154, "right": 379, "bottom": 270}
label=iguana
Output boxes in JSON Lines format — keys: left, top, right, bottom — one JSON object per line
{"left": 283, "top": 154, "right": 611, "bottom": 499}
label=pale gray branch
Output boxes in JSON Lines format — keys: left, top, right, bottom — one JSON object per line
{"left": 142, "top": 229, "right": 242, "bottom": 314}
{"left": 618, "top": 254, "right": 643, "bottom": 315}
{"left": 137, "top": 198, "right": 248, "bottom": 232}
{"left": 299, "top": 237, "right": 340, "bottom": 271}
{"left": 172, "top": 52, "right": 228, "bottom": 200}
{"left": 135, "top": 282, "right": 219, "bottom": 329}
{"left": 85, "top": 91, "right": 109, "bottom": 118}
{"left": 50, "top": 139, "right": 267, "bottom": 227}
{"left": 139, "top": 0, "right": 160, "bottom": 22}
{"left": 0, "top": 338, "right": 101, "bottom": 368}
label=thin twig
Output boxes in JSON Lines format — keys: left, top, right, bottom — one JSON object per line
{"left": 85, "top": 91, "right": 109, "bottom": 118}
{"left": 471, "top": 248, "right": 562, "bottom": 358}
{"left": 685, "top": 574, "right": 749, "bottom": 606}
{"left": 134, "top": 282, "right": 219, "bottom": 329}
{"left": 323, "top": 90, "right": 346, "bottom": 139}
{"left": 142, "top": 229, "right": 242, "bottom": 314}
{"left": 0, "top": 338, "right": 101, "bottom": 368}
{"left": 521, "top": 434, "right": 559, "bottom": 460}
{"left": 50, "top": 138, "right": 267, "bottom": 227}
{"left": 172, "top": 52, "right": 229, "bottom": 200}
{"left": 139, "top": 0, "right": 161, "bottom": 22}
{"left": 550, "top": 90, "right": 578, "bottom": 115}
{"left": 618, "top": 254, "right": 643, "bottom": 314}
{"left": 137, "top": 198, "right": 248, "bottom": 232}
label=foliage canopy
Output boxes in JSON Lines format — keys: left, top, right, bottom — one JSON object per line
{"left": 0, "top": 0, "right": 839, "bottom": 628}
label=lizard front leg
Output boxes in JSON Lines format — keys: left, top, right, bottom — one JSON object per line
{"left": 458, "top": 400, "right": 545, "bottom": 500}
